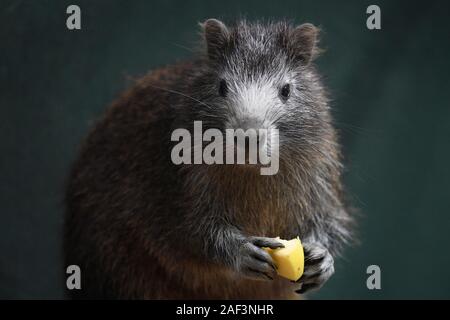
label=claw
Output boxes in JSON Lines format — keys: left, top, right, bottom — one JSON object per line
{"left": 297, "top": 242, "right": 334, "bottom": 293}
{"left": 237, "top": 239, "right": 279, "bottom": 281}
{"left": 296, "top": 283, "right": 318, "bottom": 294}
{"left": 250, "top": 236, "right": 285, "bottom": 249}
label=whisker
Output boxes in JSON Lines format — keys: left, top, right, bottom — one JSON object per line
{"left": 170, "top": 42, "right": 196, "bottom": 53}
{"left": 146, "top": 83, "right": 214, "bottom": 110}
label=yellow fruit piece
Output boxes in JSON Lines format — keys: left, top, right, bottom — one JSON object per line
{"left": 264, "top": 237, "right": 304, "bottom": 281}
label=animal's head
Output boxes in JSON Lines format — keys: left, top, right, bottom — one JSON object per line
{"left": 185, "top": 19, "right": 336, "bottom": 172}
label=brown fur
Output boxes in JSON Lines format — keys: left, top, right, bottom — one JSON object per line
{"left": 65, "top": 20, "right": 353, "bottom": 299}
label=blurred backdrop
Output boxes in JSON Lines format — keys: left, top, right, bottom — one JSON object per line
{"left": 1, "top": 0, "right": 449, "bottom": 299}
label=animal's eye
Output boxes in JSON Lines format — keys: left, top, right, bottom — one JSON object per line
{"left": 279, "top": 84, "right": 291, "bottom": 102}
{"left": 219, "top": 79, "right": 228, "bottom": 97}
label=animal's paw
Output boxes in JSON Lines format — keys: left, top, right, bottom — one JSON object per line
{"left": 235, "top": 236, "right": 285, "bottom": 281}
{"left": 296, "top": 242, "right": 334, "bottom": 293}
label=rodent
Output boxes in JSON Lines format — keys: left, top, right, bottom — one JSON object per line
{"left": 64, "top": 19, "right": 354, "bottom": 299}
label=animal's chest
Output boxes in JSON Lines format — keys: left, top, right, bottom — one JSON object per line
{"left": 225, "top": 185, "right": 293, "bottom": 237}
{"left": 194, "top": 167, "right": 307, "bottom": 237}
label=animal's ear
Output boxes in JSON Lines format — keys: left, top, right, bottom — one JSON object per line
{"left": 290, "top": 23, "right": 320, "bottom": 65}
{"left": 201, "top": 19, "right": 230, "bottom": 59}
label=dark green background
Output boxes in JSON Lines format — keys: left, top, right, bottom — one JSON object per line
{"left": 1, "top": 0, "right": 449, "bottom": 299}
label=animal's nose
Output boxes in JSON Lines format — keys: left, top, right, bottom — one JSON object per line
{"left": 238, "top": 117, "right": 260, "bottom": 132}
{"left": 234, "top": 117, "right": 267, "bottom": 149}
